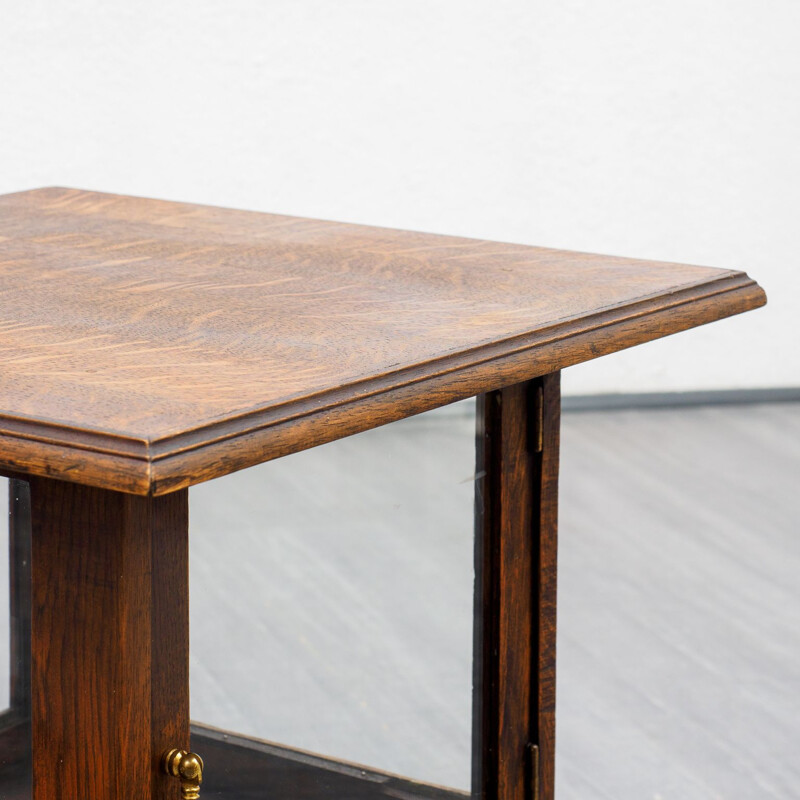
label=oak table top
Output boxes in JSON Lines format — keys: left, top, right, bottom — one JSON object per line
{"left": 0, "top": 187, "right": 765, "bottom": 495}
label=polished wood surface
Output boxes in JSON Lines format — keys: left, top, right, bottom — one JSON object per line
{"left": 0, "top": 187, "right": 765, "bottom": 495}
{"left": 29, "top": 478, "right": 188, "bottom": 800}
{"left": 534, "top": 375, "right": 560, "bottom": 799}
{"left": 474, "top": 375, "right": 560, "bottom": 800}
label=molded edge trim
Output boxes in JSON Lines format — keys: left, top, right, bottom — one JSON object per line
{"left": 0, "top": 273, "right": 766, "bottom": 495}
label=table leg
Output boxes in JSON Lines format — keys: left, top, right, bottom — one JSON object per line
{"left": 28, "top": 477, "right": 189, "bottom": 800}
{"left": 474, "top": 373, "right": 560, "bottom": 800}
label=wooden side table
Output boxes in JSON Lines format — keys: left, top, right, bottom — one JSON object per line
{"left": 0, "top": 188, "right": 765, "bottom": 800}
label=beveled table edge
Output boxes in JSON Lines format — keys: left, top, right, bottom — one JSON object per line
{"left": 0, "top": 271, "right": 765, "bottom": 495}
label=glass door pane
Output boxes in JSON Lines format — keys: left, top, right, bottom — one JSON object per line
{"left": 190, "top": 401, "right": 477, "bottom": 798}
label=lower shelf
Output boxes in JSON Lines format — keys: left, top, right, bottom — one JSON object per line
{"left": 0, "top": 714, "right": 30, "bottom": 800}
{"left": 0, "top": 718, "right": 468, "bottom": 800}
{"left": 191, "top": 723, "right": 469, "bottom": 800}
{"left": 0, "top": 761, "right": 28, "bottom": 799}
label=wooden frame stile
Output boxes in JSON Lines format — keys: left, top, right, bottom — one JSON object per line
{"left": 9, "top": 479, "right": 32, "bottom": 721}
{"left": 474, "top": 373, "right": 560, "bottom": 800}
{"left": 26, "top": 477, "right": 190, "bottom": 800}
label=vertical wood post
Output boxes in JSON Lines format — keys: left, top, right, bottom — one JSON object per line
{"left": 9, "top": 478, "right": 32, "bottom": 718}
{"left": 473, "top": 372, "right": 560, "bottom": 800}
{"left": 29, "top": 477, "right": 189, "bottom": 800}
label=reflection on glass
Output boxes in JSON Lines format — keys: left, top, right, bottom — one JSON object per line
{"left": 190, "top": 401, "right": 476, "bottom": 797}
{"left": 0, "top": 478, "right": 32, "bottom": 799}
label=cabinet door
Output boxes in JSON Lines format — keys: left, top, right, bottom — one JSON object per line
{"left": 0, "top": 373, "right": 559, "bottom": 800}
{"left": 188, "top": 374, "right": 560, "bottom": 800}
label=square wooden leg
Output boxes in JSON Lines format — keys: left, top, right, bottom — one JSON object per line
{"left": 28, "top": 477, "right": 189, "bottom": 800}
{"left": 474, "top": 373, "right": 560, "bottom": 800}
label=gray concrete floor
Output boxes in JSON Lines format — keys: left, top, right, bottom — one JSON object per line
{"left": 1, "top": 401, "right": 798, "bottom": 798}
{"left": 555, "top": 402, "right": 799, "bottom": 800}
{"left": 188, "top": 400, "right": 800, "bottom": 799}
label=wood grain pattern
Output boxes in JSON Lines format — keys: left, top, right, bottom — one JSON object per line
{"left": 535, "top": 374, "right": 560, "bottom": 799}
{"left": 473, "top": 374, "right": 560, "bottom": 800}
{"left": 29, "top": 477, "right": 188, "bottom": 800}
{"left": 0, "top": 187, "right": 765, "bottom": 494}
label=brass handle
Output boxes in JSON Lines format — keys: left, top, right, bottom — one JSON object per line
{"left": 162, "top": 748, "right": 204, "bottom": 799}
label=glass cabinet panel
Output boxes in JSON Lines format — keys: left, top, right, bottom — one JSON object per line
{"left": 190, "top": 402, "right": 477, "bottom": 798}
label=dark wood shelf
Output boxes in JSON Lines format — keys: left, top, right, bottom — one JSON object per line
{"left": 0, "top": 714, "right": 30, "bottom": 800}
{"left": 191, "top": 723, "right": 469, "bottom": 800}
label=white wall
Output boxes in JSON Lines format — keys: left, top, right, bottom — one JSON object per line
{"left": 1, "top": 0, "right": 795, "bottom": 394}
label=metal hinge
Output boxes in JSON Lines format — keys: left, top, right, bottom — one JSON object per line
{"left": 528, "top": 743, "right": 540, "bottom": 800}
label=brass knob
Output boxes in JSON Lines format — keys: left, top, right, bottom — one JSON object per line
{"left": 162, "top": 748, "right": 204, "bottom": 799}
